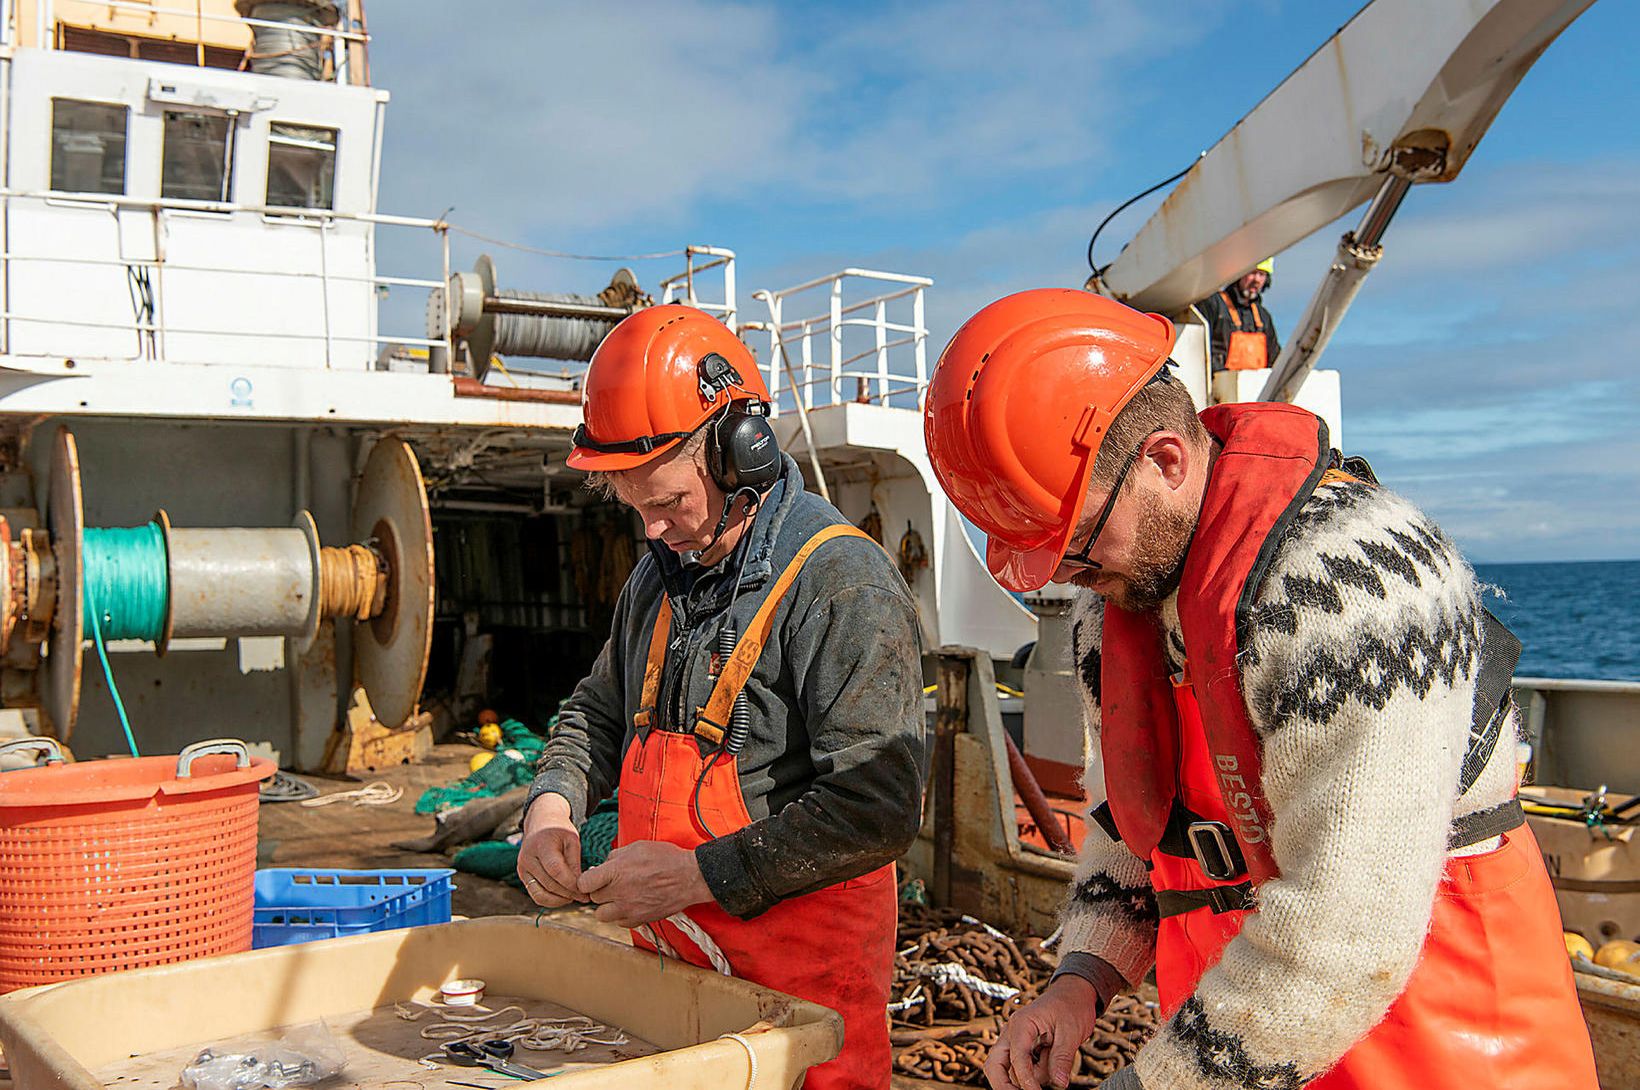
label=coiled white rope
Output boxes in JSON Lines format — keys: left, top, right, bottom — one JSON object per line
{"left": 719, "top": 1032, "right": 759, "bottom": 1090}
{"left": 300, "top": 781, "right": 404, "bottom": 807}
{"left": 396, "top": 1002, "right": 628, "bottom": 1069}
{"left": 636, "top": 913, "right": 733, "bottom": 976}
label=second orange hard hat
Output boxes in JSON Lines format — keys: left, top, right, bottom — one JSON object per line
{"left": 923, "top": 289, "right": 1175, "bottom": 592}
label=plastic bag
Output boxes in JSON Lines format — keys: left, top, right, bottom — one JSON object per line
{"left": 180, "top": 1021, "right": 347, "bottom": 1090}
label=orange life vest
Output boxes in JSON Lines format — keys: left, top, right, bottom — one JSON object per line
{"left": 1219, "top": 289, "right": 1270, "bottom": 371}
{"left": 619, "top": 524, "right": 897, "bottom": 1090}
{"left": 1097, "top": 402, "right": 1597, "bottom": 1087}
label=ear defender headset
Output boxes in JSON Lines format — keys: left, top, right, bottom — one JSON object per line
{"left": 698, "top": 352, "right": 781, "bottom": 495}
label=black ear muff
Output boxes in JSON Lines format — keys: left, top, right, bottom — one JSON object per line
{"left": 709, "top": 404, "right": 781, "bottom": 493}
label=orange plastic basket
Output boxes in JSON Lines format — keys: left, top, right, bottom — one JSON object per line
{"left": 0, "top": 737, "right": 273, "bottom": 993}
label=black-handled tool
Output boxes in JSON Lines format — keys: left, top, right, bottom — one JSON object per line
{"left": 441, "top": 1039, "right": 551, "bottom": 1081}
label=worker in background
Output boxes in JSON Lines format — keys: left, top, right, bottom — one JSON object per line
{"left": 517, "top": 305, "right": 925, "bottom": 1090}
{"left": 1195, "top": 258, "right": 1280, "bottom": 372}
{"left": 923, "top": 289, "right": 1596, "bottom": 1090}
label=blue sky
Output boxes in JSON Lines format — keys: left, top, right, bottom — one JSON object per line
{"left": 368, "top": 1, "right": 1637, "bottom": 564}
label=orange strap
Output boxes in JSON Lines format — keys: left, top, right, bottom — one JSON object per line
{"left": 633, "top": 524, "right": 879, "bottom": 744}
{"left": 634, "top": 596, "right": 674, "bottom": 729}
{"left": 1318, "top": 467, "right": 1360, "bottom": 487}
{"left": 1219, "top": 290, "right": 1264, "bottom": 332}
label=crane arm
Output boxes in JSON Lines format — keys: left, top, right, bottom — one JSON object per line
{"left": 1100, "top": 0, "right": 1594, "bottom": 315}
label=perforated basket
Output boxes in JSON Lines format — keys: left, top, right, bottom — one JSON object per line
{"left": 0, "top": 737, "right": 273, "bottom": 993}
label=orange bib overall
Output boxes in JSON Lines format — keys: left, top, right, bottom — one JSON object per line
{"left": 1219, "top": 289, "right": 1269, "bottom": 371}
{"left": 616, "top": 525, "right": 897, "bottom": 1090}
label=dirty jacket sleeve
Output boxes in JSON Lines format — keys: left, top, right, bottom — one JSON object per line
{"left": 694, "top": 560, "right": 926, "bottom": 919}
{"left": 525, "top": 585, "right": 632, "bottom": 825}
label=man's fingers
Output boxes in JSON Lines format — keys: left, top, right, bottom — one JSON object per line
{"left": 518, "top": 844, "right": 579, "bottom": 904}
{"left": 577, "top": 860, "right": 615, "bottom": 897}
{"left": 540, "top": 832, "right": 582, "bottom": 890}
{"left": 593, "top": 901, "right": 634, "bottom": 927}
{"left": 983, "top": 1036, "right": 1017, "bottom": 1090}
{"left": 1046, "top": 1022, "right": 1081, "bottom": 1088}
{"left": 1006, "top": 1021, "right": 1046, "bottom": 1090}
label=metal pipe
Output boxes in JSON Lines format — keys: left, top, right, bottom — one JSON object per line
{"left": 481, "top": 295, "right": 632, "bottom": 321}
{"left": 1356, "top": 174, "right": 1412, "bottom": 247}
{"left": 1005, "top": 730, "right": 1076, "bottom": 855}
{"left": 1258, "top": 174, "right": 1410, "bottom": 404}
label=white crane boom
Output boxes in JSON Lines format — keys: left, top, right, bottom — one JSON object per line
{"left": 1099, "top": 0, "right": 1594, "bottom": 319}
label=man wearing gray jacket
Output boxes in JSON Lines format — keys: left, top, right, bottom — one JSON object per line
{"left": 517, "top": 305, "right": 925, "bottom": 1090}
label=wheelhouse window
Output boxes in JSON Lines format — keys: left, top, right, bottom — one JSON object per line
{"left": 50, "top": 99, "right": 128, "bottom": 194}
{"left": 267, "top": 123, "right": 337, "bottom": 210}
{"left": 162, "top": 110, "right": 233, "bottom": 202}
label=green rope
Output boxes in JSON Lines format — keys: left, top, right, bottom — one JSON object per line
{"left": 85, "top": 596, "right": 139, "bottom": 757}
{"left": 82, "top": 524, "right": 169, "bottom": 641}
{"left": 80, "top": 524, "right": 167, "bottom": 759}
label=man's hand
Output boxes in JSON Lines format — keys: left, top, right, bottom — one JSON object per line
{"left": 516, "top": 794, "right": 583, "bottom": 907}
{"left": 984, "top": 974, "right": 1103, "bottom": 1090}
{"left": 577, "top": 840, "right": 713, "bottom": 927}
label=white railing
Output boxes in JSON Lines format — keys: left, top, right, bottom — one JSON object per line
{"left": 0, "top": 188, "right": 450, "bottom": 368}
{"left": 658, "top": 244, "right": 737, "bottom": 331}
{"left": 746, "top": 268, "right": 931, "bottom": 416}
{"left": 23, "top": 0, "right": 371, "bottom": 86}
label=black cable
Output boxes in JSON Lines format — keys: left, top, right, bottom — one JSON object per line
{"left": 690, "top": 488, "right": 761, "bottom": 840}
{"left": 1086, "top": 152, "right": 1206, "bottom": 275}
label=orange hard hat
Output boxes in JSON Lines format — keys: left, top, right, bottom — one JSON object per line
{"left": 568, "top": 305, "right": 769, "bottom": 472}
{"left": 923, "top": 289, "right": 1175, "bottom": 592}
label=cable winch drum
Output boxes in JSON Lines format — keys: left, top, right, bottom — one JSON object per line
{"left": 489, "top": 291, "right": 617, "bottom": 362}
{"left": 30, "top": 430, "right": 434, "bottom": 739}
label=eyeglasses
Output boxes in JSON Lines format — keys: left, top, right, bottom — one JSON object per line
{"left": 1057, "top": 428, "right": 1163, "bottom": 571}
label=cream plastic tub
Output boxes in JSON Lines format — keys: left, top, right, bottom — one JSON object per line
{"left": 0, "top": 916, "right": 841, "bottom": 1089}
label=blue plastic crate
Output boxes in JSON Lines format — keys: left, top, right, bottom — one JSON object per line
{"left": 252, "top": 868, "right": 455, "bottom": 948}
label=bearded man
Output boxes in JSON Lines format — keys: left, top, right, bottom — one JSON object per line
{"left": 922, "top": 289, "right": 1596, "bottom": 1090}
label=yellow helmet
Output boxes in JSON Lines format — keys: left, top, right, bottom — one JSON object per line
{"left": 1254, "top": 257, "right": 1274, "bottom": 289}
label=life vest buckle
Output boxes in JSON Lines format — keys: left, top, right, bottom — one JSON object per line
{"left": 1186, "top": 820, "right": 1246, "bottom": 882}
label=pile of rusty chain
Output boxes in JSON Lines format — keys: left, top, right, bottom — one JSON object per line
{"left": 891, "top": 905, "right": 1056, "bottom": 1023}
{"left": 893, "top": 996, "right": 1158, "bottom": 1086}
{"left": 890, "top": 904, "right": 1159, "bottom": 1086}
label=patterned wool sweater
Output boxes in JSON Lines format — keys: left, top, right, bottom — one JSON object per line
{"left": 1059, "top": 477, "right": 1520, "bottom": 1090}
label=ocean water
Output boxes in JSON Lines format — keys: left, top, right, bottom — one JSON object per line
{"left": 1473, "top": 560, "right": 1640, "bottom": 681}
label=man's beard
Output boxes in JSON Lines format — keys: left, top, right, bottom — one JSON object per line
{"left": 1070, "top": 501, "right": 1193, "bottom": 612}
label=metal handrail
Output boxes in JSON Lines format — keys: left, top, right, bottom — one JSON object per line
{"left": 658, "top": 244, "right": 737, "bottom": 330}
{"left": 750, "top": 268, "right": 931, "bottom": 413}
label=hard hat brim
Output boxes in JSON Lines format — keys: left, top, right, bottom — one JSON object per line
{"left": 983, "top": 446, "right": 1098, "bottom": 593}
{"left": 565, "top": 435, "right": 687, "bottom": 473}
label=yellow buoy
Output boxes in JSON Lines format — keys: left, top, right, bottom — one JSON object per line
{"left": 469, "top": 751, "right": 495, "bottom": 774}
{"left": 1593, "top": 939, "right": 1640, "bottom": 973}
{"left": 1565, "top": 932, "right": 1594, "bottom": 961}
{"left": 477, "top": 723, "right": 503, "bottom": 750}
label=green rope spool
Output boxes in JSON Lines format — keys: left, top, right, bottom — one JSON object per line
{"left": 82, "top": 523, "right": 169, "bottom": 641}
